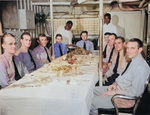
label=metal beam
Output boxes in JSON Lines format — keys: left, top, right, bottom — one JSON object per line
{"left": 50, "top": 0, "right": 54, "bottom": 59}
{"left": 99, "top": 0, "right": 103, "bottom": 86}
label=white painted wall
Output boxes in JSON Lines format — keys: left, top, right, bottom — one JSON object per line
{"left": 109, "top": 11, "right": 145, "bottom": 41}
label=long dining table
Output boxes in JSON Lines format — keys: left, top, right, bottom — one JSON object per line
{"left": 0, "top": 54, "right": 99, "bottom": 115}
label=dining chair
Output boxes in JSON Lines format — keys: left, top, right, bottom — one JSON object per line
{"left": 98, "top": 75, "right": 150, "bottom": 115}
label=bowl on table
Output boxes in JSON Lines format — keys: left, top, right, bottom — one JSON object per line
{"left": 68, "top": 60, "right": 76, "bottom": 64}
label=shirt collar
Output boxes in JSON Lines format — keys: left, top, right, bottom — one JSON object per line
{"left": 104, "top": 23, "right": 111, "bottom": 25}
{"left": 82, "top": 40, "right": 87, "bottom": 42}
{"left": 119, "top": 49, "right": 124, "bottom": 55}
{"left": 56, "top": 42, "right": 62, "bottom": 45}
{"left": 4, "top": 51, "right": 14, "bottom": 61}
{"left": 132, "top": 53, "right": 142, "bottom": 62}
{"left": 39, "top": 45, "right": 45, "bottom": 50}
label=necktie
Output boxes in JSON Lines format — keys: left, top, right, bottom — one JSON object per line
{"left": 113, "top": 52, "right": 120, "bottom": 74}
{"left": 83, "top": 41, "right": 86, "bottom": 50}
{"left": 108, "top": 46, "right": 115, "bottom": 63}
{"left": 121, "top": 60, "right": 132, "bottom": 75}
{"left": 103, "top": 45, "right": 108, "bottom": 58}
{"left": 44, "top": 47, "right": 51, "bottom": 62}
{"left": 12, "top": 56, "right": 21, "bottom": 80}
{"left": 28, "top": 49, "right": 36, "bottom": 69}
{"left": 59, "top": 44, "right": 63, "bottom": 56}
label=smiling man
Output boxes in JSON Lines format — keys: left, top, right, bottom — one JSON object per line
{"left": 90, "top": 38, "right": 150, "bottom": 115}
{"left": 103, "top": 13, "right": 117, "bottom": 36}
{"left": 103, "top": 33, "right": 117, "bottom": 63}
{"left": 16, "top": 32, "right": 43, "bottom": 73}
{"left": 54, "top": 34, "right": 67, "bottom": 59}
{"left": 0, "top": 33, "right": 28, "bottom": 88}
{"left": 99, "top": 13, "right": 117, "bottom": 47}
{"left": 33, "top": 34, "right": 52, "bottom": 64}
{"left": 103, "top": 36, "right": 128, "bottom": 86}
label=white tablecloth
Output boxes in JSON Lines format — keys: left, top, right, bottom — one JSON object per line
{"left": 0, "top": 56, "right": 99, "bottom": 115}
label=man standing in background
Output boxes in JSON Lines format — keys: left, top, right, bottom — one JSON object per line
{"left": 54, "top": 21, "right": 73, "bottom": 45}
{"left": 103, "top": 13, "right": 117, "bottom": 44}
{"left": 98, "top": 13, "right": 117, "bottom": 49}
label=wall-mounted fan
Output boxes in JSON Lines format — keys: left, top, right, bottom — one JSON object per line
{"left": 35, "top": 13, "right": 47, "bottom": 25}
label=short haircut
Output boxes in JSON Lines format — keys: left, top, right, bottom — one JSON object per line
{"left": 111, "top": 1, "right": 118, "bottom": 6}
{"left": 1, "top": 33, "right": 15, "bottom": 44}
{"left": 55, "top": 34, "right": 62, "bottom": 39}
{"left": 21, "top": 32, "right": 31, "bottom": 39}
{"left": 115, "top": 36, "right": 125, "bottom": 43}
{"left": 38, "top": 34, "right": 47, "bottom": 40}
{"left": 109, "top": 33, "right": 117, "bottom": 39}
{"left": 80, "top": 31, "right": 88, "bottom": 36}
{"left": 129, "top": 38, "right": 143, "bottom": 48}
{"left": 104, "top": 13, "right": 111, "bottom": 19}
{"left": 104, "top": 32, "right": 111, "bottom": 36}
{"left": 66, "top": 21, "right": 73, "bottom": 25}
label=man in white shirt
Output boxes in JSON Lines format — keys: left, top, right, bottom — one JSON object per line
{"left": 54, "top": 21, "right": 73, "bottom": 44}
{"left": 103, "top": 13, "right": 117, "bottom": 36}
{"left": 98, "top": 13, "right": 117, "bottom": 48}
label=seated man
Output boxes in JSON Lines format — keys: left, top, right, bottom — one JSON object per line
{"left": 33, "top": 34, "right": 52, "bottom": 64}
{"left": 15, "top": 32, "right": 43, "bottom": 73}
{"left": 102, "top": 32, "right": 111, "bottom": 50}
{"left": 54, "top": 34, "right": 67, "bottom": 59}
{"left": 103, "top": 33, "right": 117, "bottom": 63}
{"left": 54, "top": 21, "right": 73, "bottom": 44}
{"left": 90, "top": 38, "right": 150, "bottom": 115}
{"left": 97, "top": 32, "right": 111, "bottom": 50}
{"left": 76, "top": 31, "right": 94, "bottom": 52}
{"left": 0, "top": 33, "right": 28, "bottom": 88}
{"left": 102, "top": 33, "right": 117, "bottom": 75}
{"left": 103, "top": 36, "right": 128, "bottom": 86}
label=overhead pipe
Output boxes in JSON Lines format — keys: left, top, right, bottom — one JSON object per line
{"left": 24, "top": 0, "right": 26, "bottom": 9}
